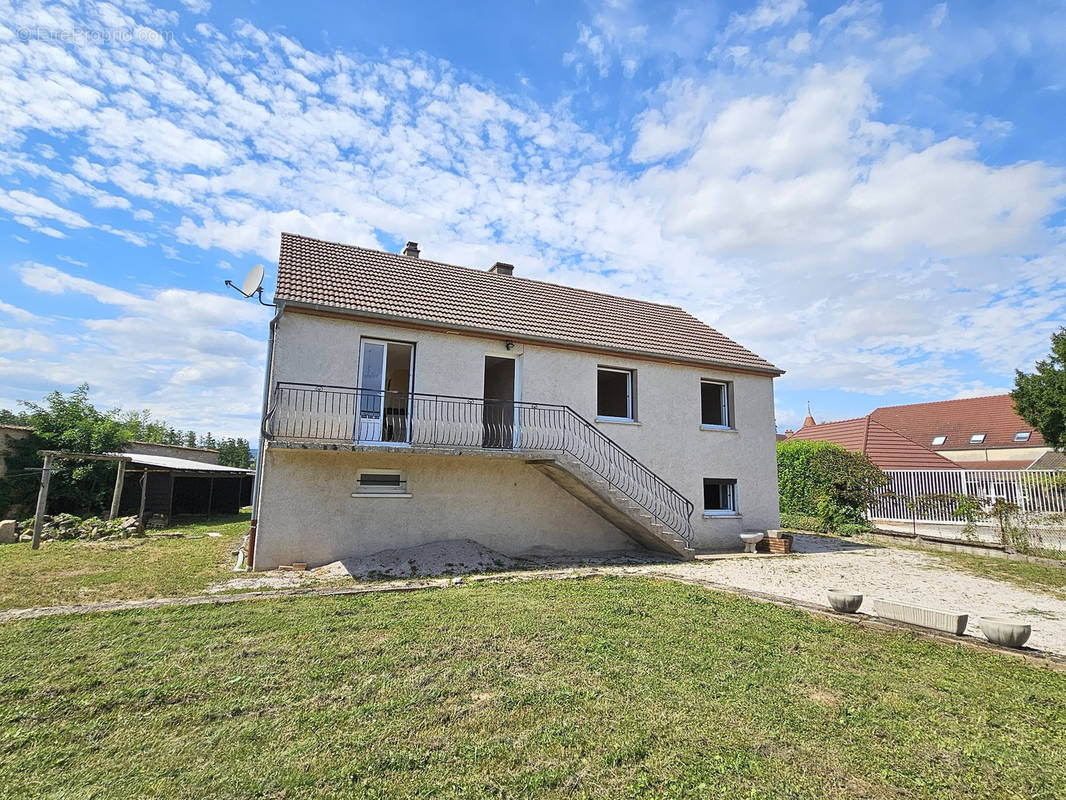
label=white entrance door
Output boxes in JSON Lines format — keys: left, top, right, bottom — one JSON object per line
{"left": 357, "top": 339, "right": 413, "bottom": 443}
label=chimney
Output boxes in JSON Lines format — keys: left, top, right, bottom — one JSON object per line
{"left": 403, "top": 241, "right": 420, "bottom": 258}
{"left": 488, "top": 261, "right": 514, "bottom": 276}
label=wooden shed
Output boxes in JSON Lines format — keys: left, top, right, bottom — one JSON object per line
{"left": 117, "top": 452, "right": 254, "bottom": 521}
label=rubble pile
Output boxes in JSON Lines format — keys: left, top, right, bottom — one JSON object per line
{"left": 14, "top": 514, "right": 143, "bottom": 542}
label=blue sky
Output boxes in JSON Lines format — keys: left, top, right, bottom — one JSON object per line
{"left": 1, "top": 0, "right": 1064, "bottom": 440}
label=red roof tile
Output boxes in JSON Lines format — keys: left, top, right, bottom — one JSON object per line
{"left": 275, "top": 233, "right": 782, "bottom": 375}
{"left": 786, "top": 417, "right": 960, "bottom": 470}
{"left": 870, "top": 395, "right": 1043, "bottom": 451}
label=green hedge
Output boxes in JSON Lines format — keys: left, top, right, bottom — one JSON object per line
{"left": 777, "top": 440, "right": 888, "bottom": 533}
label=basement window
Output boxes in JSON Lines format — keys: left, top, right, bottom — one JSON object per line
{"left": 597, "top": 367, "right": 635, "bottom": 421}
{"left": 969, "top": 433, "right": 987, "bottom": 444}
{"left": 703, "top": 479, "right": 738, "bottom": 516}
{"left": 931, "top": 435, "right": 947, "bottom": 446}
{"left": 700, "top": 380, "right": 732, "bottom": 428}
{"left": 1014, "top": 431, "right": 1031, "bottom": 442}
{"left": 352, "top": 469, "right": 410, "bottom": 497}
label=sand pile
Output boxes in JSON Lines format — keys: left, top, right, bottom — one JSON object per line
{"left": 314, "top": 538, "right": 519, "bottom": 580}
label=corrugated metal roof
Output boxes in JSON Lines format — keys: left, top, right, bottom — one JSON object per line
{"left": 786, "top": 417, "right": 960, "bottom": 470}
{"left": 870, "top": 395, "right": 1043, "bottom": 451}
{"left": 117, "top": 452, "right": 254, "bottom": 474}
{"left": 274, "top": 233, "right": 782, "bottom": 375}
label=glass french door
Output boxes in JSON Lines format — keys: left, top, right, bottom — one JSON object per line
{"left": 357, "top": 339, "right": 413, "bottom": 443}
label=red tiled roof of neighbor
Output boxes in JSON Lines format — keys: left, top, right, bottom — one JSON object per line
{"left": 952, "top": 460, "right": 1037, "bottom": 471}
{"left": 275, "top": 233, "right": 782, "bottom": 375}
{"left": 869, "top": 395, "right": 1044, "bottom": 451}
{"left": 786, "top": 417, "right": 960, "bottom": 470}
{"left": 1030, "top": 451, "right": 1066, "bottom": 470}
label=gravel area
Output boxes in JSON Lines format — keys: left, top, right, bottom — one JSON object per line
{"left": 639, "top": 534, "right": 1066, "bottom": 656}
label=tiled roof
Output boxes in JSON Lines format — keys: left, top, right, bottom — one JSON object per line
{"left": 870, "top": 395, "right": 1044, "bottom": 451}
{"left": 965, "top": 460, "right": 1039, "bottom": 471}
{"left": 1029, "top": 451, "right": 1065, "bottom": 470}
{"left": 275, "top": 233, "right": 782, "bottom": 374}
{"left": 786, "top": 417, "right": 960, "bottom": 470}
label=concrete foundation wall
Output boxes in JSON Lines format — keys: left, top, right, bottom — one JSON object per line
{"left": 873, "top": 519, "right": 1066, "bottom": 551}
{"left": 254, "top": 448, "right": 636, "bottom": 569}
{"left": 259, "top": 309, "right": 781, "bottom": 562}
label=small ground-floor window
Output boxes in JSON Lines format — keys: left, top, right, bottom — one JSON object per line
{"left": 703, "top": 478, "right": 737, "bottom": 515}
{"left": 352, "top": 469, "right": 409, "bottom": 496}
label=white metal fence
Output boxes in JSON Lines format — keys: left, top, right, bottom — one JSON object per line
{"left": 869, "top": 469, "right": 1066, "bottom": 525}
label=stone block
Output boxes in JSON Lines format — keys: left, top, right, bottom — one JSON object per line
{"left": 0, "top": 519, "right": 16, "bottom": 544}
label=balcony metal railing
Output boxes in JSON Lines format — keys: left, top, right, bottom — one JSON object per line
{"left": 263, "top": 382, "right": 693, "bottom": 544}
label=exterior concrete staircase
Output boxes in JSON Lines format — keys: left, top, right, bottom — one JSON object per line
{"left": 528, "top": 456, "right": 696, "bottom": 560}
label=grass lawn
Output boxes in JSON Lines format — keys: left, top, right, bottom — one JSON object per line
{"left": 923, "top": 549, "right": 1066, "bottom": 600}
{"left": 0, "top": 512, "right": 249, "bottom": 610}
{"left": 1, "top": 577, "right": 1063, "bottom": 799}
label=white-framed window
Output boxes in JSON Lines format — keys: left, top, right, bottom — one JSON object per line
{"left": 700, "top": 380, "right": 732, "bottom": 428}
{"left": 969, "top": 433, "right": 986, "bottom": 444}
{"left": 1014, "top": 431, "right": 1031, "bottom": 442}
{"left": 931, "top": 435, "right": 947, "bottom": 446}
{"left": 597, "top": 367, "right": 635, "bottom": 421}
{"left": 352, "top": 469, "right": 410, "bottom": 497}
{"left": 703, "top": 478, "right": 737, "bottom": 515}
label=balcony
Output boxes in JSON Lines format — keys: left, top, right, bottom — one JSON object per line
{"left": 263, "top": 382, "right": 694, "bottom": 552}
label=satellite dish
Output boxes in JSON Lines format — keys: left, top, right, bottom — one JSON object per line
{"left": 240, "top": 264, "right": 265, "bottom": 298}
{"left": 224, "top": 263, "right": 274, "bottom": 306}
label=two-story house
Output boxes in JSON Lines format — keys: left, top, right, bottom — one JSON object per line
{"left": 249, "top": 234, "right": 783, "bottom": 570}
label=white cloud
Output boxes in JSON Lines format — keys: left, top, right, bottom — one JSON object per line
{"left": 728, "top": 0, "right": 806, "bottom": 33}
{"left": 0, "top": 326, "right": 54, "bottom": 353}
{"left": 179, "top": 0, "right": 211, "bottom": 13}
{"left": 0, "top": 0, "right": 1062, "bottom": 426}
{"left": 4, "top": 264, "right": 266, "bottom": 438}
{"left": 0, "top": 299, "right": 41, "bottom": 323}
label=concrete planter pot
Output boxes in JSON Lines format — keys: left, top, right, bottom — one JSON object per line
{"left": 827, "top": 589, "right": 863, "bottom": 613}
{"left": 979, "top": 617, "right": 1032, "bottom": 649}
{"left": 739, "top": 532, "right": 764, "bottom": 553}
{"left": 871, "top": 598, "right": 967, "bottom": 635}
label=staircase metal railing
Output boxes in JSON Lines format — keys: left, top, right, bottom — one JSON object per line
{"left": 263, "top": 382, "right": 693, "bottom": 544}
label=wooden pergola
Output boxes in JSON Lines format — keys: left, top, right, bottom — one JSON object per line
{"left": 30, "top": 451, "right": 134, "bottom": 550}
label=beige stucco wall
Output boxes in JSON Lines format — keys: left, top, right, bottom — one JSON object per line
{"left": 257, "top": 308, "right": 781, "bottom": 562}
{"left": 0, "top": 425, "right": 32, "bottom": 479}
{"left": 940, "top": 446, "right": 1050, "bottom": 464}
{"left": 254, "top": 448, "right": 636, "bottom": 569}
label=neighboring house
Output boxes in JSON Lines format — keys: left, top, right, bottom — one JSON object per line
{"left": 251, "top": 233, "right": 784, "bottom": 570}
{"left": 785, "top": 415, "right": 959, "bottom": 470}
{"left": 869, "top": 395, "right": 1052, "bottom": 470}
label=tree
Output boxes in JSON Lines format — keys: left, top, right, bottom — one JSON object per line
{"left": 216, "top": 437, "right": 253, "bottom": 469}
{"left": 3, "top": 385, "right": 132, "bottom": 515}
{"left": 777, "top": 440, "right": 889, "bottom": 531}
{"left": 1012, "top": 327, "right": 1066, "bottom": 450}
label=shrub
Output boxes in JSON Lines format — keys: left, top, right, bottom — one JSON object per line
{"left": 778, "top": 513, "right": 821, "bottom": 532}
{"left": 835, "top": 522, "right": 871, "bottom": 538}
{"left": 814, "top": 496, "right": 871, "bottom": 534}
{"left": 777, "top": 440, "right": 888, "bottom": 533}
